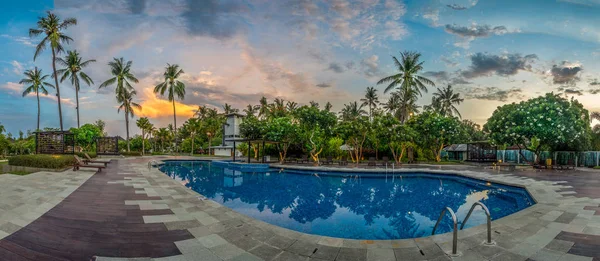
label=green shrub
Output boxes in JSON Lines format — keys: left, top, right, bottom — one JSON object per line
{"left": 594, "top": 166, "right": 600, "bottom": 169}
{"left": 8, "top": 155, "right": 75, "bottom": 169}
{"left": 121, "top": 151, "right": 142, "bottom": 157}
{"left": 75, "top": 152, "right": 97, "bottom": 158}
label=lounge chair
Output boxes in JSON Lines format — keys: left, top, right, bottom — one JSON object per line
{"left": 73, "top": 155, "right": 106, "bottom": 171}
{"left": 323, "top": 156, "right": 334, "bottom": 165}
{"left": 84, "top": 153, "right": 110, "bottom": 166}
{"left": 297, "top": 155, "right": 309, "bottom": 164}
{"left": 339, "top": 156, "right": 348, "bottom": 166}
{"left": 381, "top": 156, "right": 390, "bottom": 166}
{"left": 284, "top": 155, "right": 297, "bottom": 163}
{"left": 367, "top": 157, "right": 377, "bottom": 167}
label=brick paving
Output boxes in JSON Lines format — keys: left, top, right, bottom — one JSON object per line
{"left": 0, "top": 157, "right": 600, "bottom": 260}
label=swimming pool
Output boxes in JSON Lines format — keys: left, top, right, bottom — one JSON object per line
{"left": 158, "top": 160, "right": 535, "bottom": 240}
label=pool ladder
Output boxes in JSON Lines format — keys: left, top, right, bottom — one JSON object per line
{"left": 431, "top": 202, "right": 494, "bottom": 257}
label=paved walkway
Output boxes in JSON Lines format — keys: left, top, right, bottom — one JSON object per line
{"left": 0, "top": 157, "right": 599, "bottom": 260}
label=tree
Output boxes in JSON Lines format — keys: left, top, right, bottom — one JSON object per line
{"left": 409, "top": 111, "right": 465, "bottom": 162}
{"left": 462, "top": 119, "right": 487, "bottom": 142}
{"left": 373, "top": 114, "right": 416, "bottom": 163}
{"left": 182, "top": 118, "right": 202, "bottom": 155}
{"left": 377, "top": 51, "right": 435, "bottom": 96}
{"left": 484, "top": 93, "right": 592, "bottom": 164}
{"left": 360, "top": 87, "right": 379, "bottom": 121}
{"left": 56, "top": 50, "right": 96, "bottom": 127}
{"left": 383, "top": 89, "right": 420, "bottom": 123}
{"left": 222, "top": 103, "right": 238, "bottom": 114}
{"left": 339, "top": 101, "right": 367, "bottom": 121}
{"left": 70, "top": 124, "right": 102, "bottom": 152}
{"left": 29, "top": 12, "right": 77, "bottom": 131}
{"left": 337, "top": 116, "right": 370, "bottom": 165}
{"left": 295, "top": 105, "right": 337, "bottom": 164}
{"left": 239, "top": 116, "right": 266, "bottom": 159}
{"left": 99, "top": 57, "right": 139, "bottom": 102}
{"left": 94, "top": 120, "right": 107, "bottom": 136}
{"left": 430, "top": 85, "right": 463, "bottom": 118}
{"left": 117, "top": 89, "right": 141, "bottom": 152}
{"left": 0, "top": 122, "right": 5, "bottom": 134}
{"left": 243, "top": 104, "right": 257, "bottom": 117}
{"left": 136, "top": 117, "right": 152, "bottom": 155}
{"left": 156, "top": 127, "right": 170, "bottom": 152}
{"left": 592, "top": 112, "right": 600, "bottom": 133}
{"left": 264, "top": 117, "right": 299, "bottom": 163}
{"left": 154, "top": 64, "right": 185, "bottom": 151}
{"left": 20, "top": 67, "right": 54, "bottom": 131}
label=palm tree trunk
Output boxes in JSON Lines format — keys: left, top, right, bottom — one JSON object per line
{"left": 172, "top": 99, "right": 177, "bottom": 153}
{"left": 191, "top": 134, "right": 194, "bottom": 156}
{"left": 142, "top": 130, "right": 145, "bottom": 156}
{"left": 75, "top": 87, "right": 80, "bottom": 128}
{"left": 125, "top": 110, "right": 130, "bottom": 152}
{"left": 51, "top": 48, "right": 63, "bottom": 131}
{"left": 36, "top": 91, "right": 40, "bottom": 131}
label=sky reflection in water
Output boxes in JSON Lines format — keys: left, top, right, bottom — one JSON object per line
{"left": 159, "top": 161, "right": 534, "bottom": 240}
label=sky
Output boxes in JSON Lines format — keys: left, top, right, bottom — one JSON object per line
{"left": 1, "top": 0, "right": 599, "bottom": 136}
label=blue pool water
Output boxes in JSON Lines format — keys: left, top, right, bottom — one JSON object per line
{"left": 159, "top": 160, "right": 535, "bottom": 240}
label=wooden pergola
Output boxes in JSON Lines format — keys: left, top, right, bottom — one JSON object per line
{"left": 231, "top": 139, "right": 283, "bottom": 163}
{"left": 35, "top": 131, "right": 75, "bottom": 154}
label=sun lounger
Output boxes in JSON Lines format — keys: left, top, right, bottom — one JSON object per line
{"left": 338, "top": 156, "right": 348, "bottom": 166}
{"left": 367, "top": 157, "right": 377, "bottom": 167}
{"left": 73, "top": 155, "right": 106, "bottom": 171}
{"left": 297, "top": 155, "right": 309, "bottom": 164}
{"left": 84, "top": 153, "right": 110, "bottom": 166}
{"left": 323, "top": 156, "right": 334, "bottom": 165}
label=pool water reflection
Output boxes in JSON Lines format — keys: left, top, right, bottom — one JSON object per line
{"left": 159, "top": 161, "right": 535, "bottom": 240}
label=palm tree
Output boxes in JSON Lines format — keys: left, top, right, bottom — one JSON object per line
{"left": 117, "top": 89, "right": 141, "bottom": 152}
{"left": 99, "top": 58, "right": 139, "bottom": 101}
{"left": 0, "top": 122, "right": 5, "bottom": 134}
{"left": 243, "top": 104, "right": 257, "bottom": 117}
{"left": 339, "top": 101, "right": 367, "bottom": 121}
{"left": 29, "top": 12, "right": 77, "bottom": 131}
{"left": 194, "top": 106, "right": 208, "bottom": 119}
{"left": 360, "top": 86, "right": 379, "bottom": 121}
{"left": 309, "top": 101, "right": 320, "bottom": 108}
{"left": 136, "top": 117, "right": 151, "bottom": 155}
{"left": 56, "top": 50, "right": 96, "bottom": 127}
{"left": 383, "top": 90, "right": 420, "bottom": 123}
{"left": 154, "top": 64, "right": 185, "bottom": 151}
{"left": 186, "top": 118, "right": 202, "bottom": 155}
{"left": 431, "top": 85, "right": 464, "bottom": 118}
{"left": 324, "top": 102, "right": 333, "bottom": 112}
{"left": 258, "top": 97, "right": 269, "bottom": 119}
{"left": 20, "top": 68, "right": 54, "bottom": 131}
{"left": 376, "top": 51, "right": 435, "bottom": 96}
{"left": 286, "top": 101, "right": 298, "bottom": 114}
{"left": 222, "top": 103, "right": 238, "bottom": 114}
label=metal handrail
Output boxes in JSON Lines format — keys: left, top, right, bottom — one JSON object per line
{"left": 432, "top": 207, "right": 458, "bottom": 256}
{"left": 460, "top": 202, "right": 495, "bottom": 245}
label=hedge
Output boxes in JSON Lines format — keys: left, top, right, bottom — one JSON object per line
{"left": 8, "top": 155, "right": 75, "bottom": 169}
{"left": 121, "top": 151, "right": 142, "bottom": 157}
{"left": 75, "top": 152, "right": 97, "bottom": 158}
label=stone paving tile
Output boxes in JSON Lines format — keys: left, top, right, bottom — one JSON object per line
{"left": 210, "top": 243, "right": 246, "bottom": 260}
{"left": 336, "top": 248, "right": 367, "bottom": 261}
{"left": 266, "top": 234, "right": 297, "bottom": 249}
{"left": 311, "top": 245, "right": 341, "bottom": 260}
{"left": 393, "top": 247, "right": 426, "bottom": 261}
{"left": 490, "top": 251, "right": 527, "bottom": 261}
{"left": 197, "top": 234, "right": 228, "bottom": 248}
{"left": 366, "top": 248, "right": 395, "bottom": 261}
{"left": 544, "top": 239, "right": 574, "bottom": 252}
{"left": 249, "top": 243, "right": 284, "bottom": 260}
{"left": 164, "top": 220, "right": 203, "bottom": 230}
{"left": 274, "top": 251, "right": 310, "bottom": 261}
{"left": 287, "top": 239, "right": 320, "bottom": 257}
{"left": 529, "top": 249, "right": 565, "bottom": 261}
{"left": 228, "top": 252, "right": 264, "bottom": 261}
{"left": 555, "top": 212, "right": 579, "bottom": 224}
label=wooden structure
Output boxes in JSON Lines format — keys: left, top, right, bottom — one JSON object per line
{"left": 96, "top": 137, "right": 119, "bottom": 155}
{"left": 232, "top": 139, "right": 282, "bottom": 163}
{"left": 35, "top": 131, "right": 75, "bottom": 154}
{"left": 466, "top": 141, "right": 497, "bottom": 162}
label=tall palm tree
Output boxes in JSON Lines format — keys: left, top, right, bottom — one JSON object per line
{"left": 156, "top": 127, "right": 170, "bottom": 152}
{"left": 186, "top": 118, "right": 202, "bottom": 155}
{"left": 286, "top": 101, "right": 298, "bottom": 114}
{"left": 383, "top": 90, "right": 420, "bottom": 123}
{"left": 0, "top": 122, "right": 5, "bottom": 134}
{"left": 154, "top": 64, "right": 185, "bottom": 151}
{"left": 194, "top": 106, "right": 208, "bottom": 119}
{"left": 431, "top": 85, "right": 464, "bottom": 118}
{"left": 136, "top": 117, "right": 151, "bottom": 155}
{"left": 339, "top": 101, "right": 367, "bottom": 121}
{"left": 20, "top": 68, "right": 54, "bottom": 131}
{"left": 117, "top": 89, "right": 141, "bottom": 152}
{"left": 376, "top": 51, "right": 435, "bottom": 96}
{"left": 360, "top": 86, "right": 379, "bottom": 121}
{"left": 222, "top": 103, "right": 238, "bottom": 114}
{"left": 56, "top": 50, "right": 96, "bottom": 127}
{"left": 99, "top": 58, "right": 139, "bottom": 101}
{"left": 258, "top": 97, "right": 269, "bottom": 119}
{"left": 29, "top": 12, "right": 77, "bottom": 131}
{"left": 324, "top": 102, "right": 333, "bottom": 112}
{"left": 243, "top": 104, "right": 257, "bottom": 117}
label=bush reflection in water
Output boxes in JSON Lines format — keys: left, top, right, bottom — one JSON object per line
{"left": 159, "top": 161, "right": 534, "bottom": 240}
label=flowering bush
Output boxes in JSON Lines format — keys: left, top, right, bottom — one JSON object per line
{"left": 409, "top": 111, "right": 466, "bottom": 162}
{"left": 484, "top": 93, "right": 592, "bottom": 164}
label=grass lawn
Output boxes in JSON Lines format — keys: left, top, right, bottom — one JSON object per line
{"left": 0, "top": 160, "right": 34, "bottom": 175}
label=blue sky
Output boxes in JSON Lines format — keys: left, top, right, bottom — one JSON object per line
{"left": 1, "top": 0, "right": 599, "bottom": 136}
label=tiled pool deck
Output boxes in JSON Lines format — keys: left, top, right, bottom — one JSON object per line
{"left": 0, "top": 157, "right": 599, "bottom": 260}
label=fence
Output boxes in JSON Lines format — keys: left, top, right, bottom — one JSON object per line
{"left": 496, "top": 150, "right": 600, "bottom": 167}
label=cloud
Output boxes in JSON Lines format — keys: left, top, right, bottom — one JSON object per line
{"left": 10, "top": 61, "right": 24, "bottom": 75}
{"left": 460, "top": 87, "right": 524, "bottom": 102}
{"left": 447, "top": 4, "right": 468, "bottom": 10}
{"left": 440, "top": 56, "right": 459, "bottom": 67}
{"left": 360, "top": 55, "right": 381, "bottom": 77}
{"left": 548, "top": 61, "right": 583, "bottom": 85}
{"left": 345, "top": 61, "right": 355, "bottom": 70}
{"left": 128, "top": 0, "right": 146, "bottom": 14}
{"left": 590, "top": 89, "right": 600, "bottom": 94}
{"left": 0, "top": 34, "right": 35, "bottom": 47}
{"left": 450, "top": 77, "right": 472, "bottom": 85}
{"left": 558, "top": 0, "right": 600, "bottom": 6}
{"left": 423, "top": 71, "right": 450, "bottom": 81}
{"left": 241, "top": 48, "right": 312, "bottom": 92}
{"left": 445, "top": 24, "right": 508, "bottom": 38}
{"left": 316, "top": 83, "right": 332, "bottom": 88}
{"left": 589, "top": 78, "right": 600, "bottom": 86}
{"left": 562, "top": 88, "right": 584, "bottom": 96}
{"left": 132, "top": 88, "right": 197, "bottom": 118}
{"left": 461, "top": 53, "right": 538, "bottom": 79}
{"left": 1, "top": 82, "right": 22, "bottom": 94}
{"left": 327, "top": 63, "right": 345, "bottom": 73}
{"left": 422, "top": 9, "right": 440, "bottom": 26}
{"left": 180, "top": 0, "right": 250, "bottom": 40}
